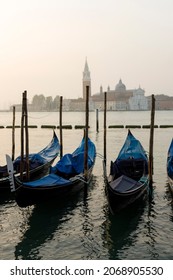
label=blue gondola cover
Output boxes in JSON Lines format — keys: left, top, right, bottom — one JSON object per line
{"left": 117, "top": 130, "right": 148, "bottom": 161}
{"left": 22, "top": 137, "right": 96, "bottom": 189}
{"left": 167, "top": 139, "right": 173, "bottom": 178}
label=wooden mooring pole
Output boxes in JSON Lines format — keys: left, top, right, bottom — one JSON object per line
{"left": 84, "top": 85, "right": 89, "bottom": 183}
{"left": 149, "top": 94, "right": 155, "bottom": 196}
{"left": 103, "top": 92, "right": 107, "bottom": 166}
{"left": 12, "top": 106, "right": 15, "bottom": 161}
{"left": 96, "top": 108, "right": 99, "bottom": 132}
{"left": 59, "top": 96, "right": 63, "bottom": 159}
{"left": 20, "top": 90, "right": 30, "bottom": 181}
{"left": 20, "top": 94, "right": 24, "bottom": 180}
{"left": 25, "top": 91, "right": 29, "bottom": 181}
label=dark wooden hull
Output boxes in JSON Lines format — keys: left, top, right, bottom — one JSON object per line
{"left": 0, "top": 177, "right": 11, "bottom": 194}
{"left": 14, "top": 167, "right": 94, "bottom": 208}
{"left": 106, "top": 176, "right": 148, "bottom": 214}
{"left": 0, "top": 158, "right": 55, "bottom": 193}
{"left": 167, "top": 139, "right": 173, "bottom": 195}
{"left": 167, "top": 176, "right": 173, "bottom": 194}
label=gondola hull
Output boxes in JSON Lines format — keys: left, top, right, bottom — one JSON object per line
{"left": 9, "top": 137, "right": 96, "bottom": 207}
{"left": 105, "top": 130, "right": 149, "bottom": 213}
{"left": 106, "top": 174, "right": 149, "bottom": 213}
{"left": 167, "top": 178, "right": 173, "bottom": 194}
{"left": 167, "top": 138, "right": 173, "bottom": 194}
{"left": 1, "top": 132, "right": 59, "bottom": 193}
{"left": 0, "top": 158, "right": 55, "bottom": 194}
{"left": 14, "top": 167, "right": 94, "bottom": 207}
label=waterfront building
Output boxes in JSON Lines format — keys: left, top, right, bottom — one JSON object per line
{"left": 93, "top": 79, "right": 148, "bottom": 110}
{"left": 147, "top": 95, "right": 173, "bottom": 110}
{"left": 129, "top": 86, "right": 148, "bottom": 110}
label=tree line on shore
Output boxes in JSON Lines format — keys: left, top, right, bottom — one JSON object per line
{"left": 31, "top": 94, "right": 61, "bottom": 111}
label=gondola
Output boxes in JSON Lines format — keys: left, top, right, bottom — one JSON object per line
{"left": 104, "top": 130, "right": 149, "bottom": 213}
{"left": 167, "top": 138, "right": 173, "bottom": 193}
{"left": 1, "top": 131, "right": 59, "bottom": 193}
{"left": 6, "top": 137, "right": 96, "bottom": 207}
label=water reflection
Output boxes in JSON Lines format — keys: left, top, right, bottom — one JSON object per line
{"left": 78, "top": 176, "right": 104, "bottom": 259}
{"left": 164, "top": 181, "right": 173, "bottom": 221}
{"left": 14, "top": 191, "right": 86, "bottom": 260}
{"left": 144, "top": 200, "right": 159, "bottom": 259}
{"left": 0, "top": 192, "right": 14, "bottom": 205}
{"left": 102, "top": 203, "right": 145, "bottom": 259}
{"left": 102, "top": 194, "right": 160, "bottom": 259}
{"left": 165, "top": 182, "right": 173, "bottom": 202}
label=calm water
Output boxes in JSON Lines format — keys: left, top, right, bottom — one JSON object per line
{"left": 0, "top": 110, "right": 173, "bottom": 260}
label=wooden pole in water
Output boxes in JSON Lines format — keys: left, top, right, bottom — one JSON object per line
{"left": 59, "top": 96, "right": 63, "bottom": 158}
{"left": 84, "top": 85, "right": 89, "bottom": 182}
{"left": 20, "top": 93, "right": 25, "bottom": 180}
{"left": 20, "top": 91, "right": 30, "bottom": 180}
{"left": 96, "top": 108, "right": 99, "bottom": 132}
{"left": 12, "top": 106, "right": 15, "bottom": 161}
{"left": 24, "top": 90, "right": 30, "bottom": 180}
{"left": 149, "top": 94, "right": 155, "bottom": 194}
{"left": 103, "top": 92, "right": 107, "bottom": 166}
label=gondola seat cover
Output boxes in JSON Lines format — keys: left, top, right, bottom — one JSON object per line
{"left": 23, "top": 173, "right": 70, "bottom": 188}
{"left": 13, "top": 154, "right": 47, "bottom": 171}
{"left": 110, "top": 175, "right": 142, "bottom": 193}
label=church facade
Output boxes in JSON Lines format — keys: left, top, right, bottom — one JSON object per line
{"left": 92, "top": 79, "right": 148, "bottom": 111}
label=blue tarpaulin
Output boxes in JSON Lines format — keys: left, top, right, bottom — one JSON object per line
{"left": 13, "top": 132, "right": 60, "bottom": 171}
{"left": 51, "top": 138, "right": 95, "bottom": 176}
{"left": 167, "top": 139, "right": 173, "bottom": 178}
{"left": 116, "top": 130, "right": 148, "bottom": 161}
{"left": 23, "top": 137, "right": 96, "bottom": 188}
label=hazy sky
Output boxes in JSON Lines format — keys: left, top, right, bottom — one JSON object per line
{"left": 1, "top": 0, "right": 173, "bottom": 109}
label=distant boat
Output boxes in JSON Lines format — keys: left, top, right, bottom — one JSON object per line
{"left": 104, "top": 130, "right": 149, "bottom": 213}
{"left": 167, "top": 138, "right": 173, "bottom": 193}
{"left": 7, "top": 137, "right": 96, "bottom": 207}
{"left": 1, "top": 131, "right": 59, "bottom": 193}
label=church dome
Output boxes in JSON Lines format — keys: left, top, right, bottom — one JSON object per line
{"left": 115, "top": 79, "right": 126, "bottom": 92}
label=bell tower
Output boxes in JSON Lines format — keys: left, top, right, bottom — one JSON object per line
{"left": 83, "top": 58, "right": 91, "bottom": 100}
